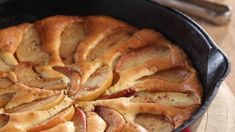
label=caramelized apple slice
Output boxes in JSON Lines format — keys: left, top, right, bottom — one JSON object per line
{"left": 35, "top": 16, "right": 82, "bottom": 66}
{"left": 14, "top": 63, "right": 68, "bottom": 90}
{"left": 0, "top": 114, "right": 9, "bottom": 128}
{"left": 121, "top": 123, "right": 147, "bottom": 132}
{"left": 86, "top": 31, "right": 132, "bottom": 62}
{"left": 41, "top": 122, "right": 75, "bottom": 132}
{"left": 131, "top": 68, "right": 203, "bottom": 100}
{"left": 115, "top": 45, "right": 169, "bottom": 72}
{"left": 95, "top": 106, "right": 126, "bottom": 132}
{"left": 53, "top": 66, "right": 81, "bottom": 96}
{"left": 0, "top": 52, "right": 18, "bottom": 66}
{"left": 131, "top": 92, "right": 200, "bottom": 107}
{"left": 142, "top": 67, "right": 192, "bottom": 83}
{"left": 16, "top": 27, "right": 50, "bottom": 65}
{"left": 0, "top": 23, "right": 31, "bottom": 66}
{"left": 73, "top": 107, "right": 86, "bottom": 132}
{"left": 86, "top": 112, "right": 107, "bottom": 132}
{"left": 60, "top": 22, "right": 85, "bottom": 65}
{"left": 77, "top": 97, "right": 190, "bottom": 127}
{"left": 106, "top": 45, "right": 188, "bottom": 96}
{"left": 0, "top": 77, "right": 13, "bottom": 88}
{"left": 134, "top": 113, "right": 173, "bottom": 132}
{"left": 73, "top": 65, "right": 113, "bottom": 101}
{"left": 173, "top": 105, "right": 199, "bottom": 128}
{"left": 0, "top": 83, "right": 55, "bottom": 110}
{"left": 6, "top": 92, "right": 64, "bottom": 113}
{"left": 0, "top": 72, "right": 14, "bottom": 88}
{"left": 28, "top": 105, "right": 75, "bottom": 132}
{"left": 73, "top": 30, "right": 133, "bottom": 84}
{"left": 0, "top": 96, "right": 73, "bottom": 131}
{"left": 100, "top": 88, "right": 136, "bottom": 99}
{"left": 72, "top": 15, "right": 136, "bottom": 82}
{"left": 35, "top": 66, "right": 70, "bottom": 84}
{"left": 102, "top": 29, "right": 163, "bottom": 66}
{"left": 0, "top": 93, "right": 14, "bottom": 108}
{"left": 0, "top": 58, "right": 12, "bottom": 72}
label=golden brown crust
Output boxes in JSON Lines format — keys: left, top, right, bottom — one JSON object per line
{"left": 0, "top": 15, "right": 203, "bottom": 132}
{"left": 40, "top": 122, "right": 75, "bottom": 132}
{"left": 0, "top": 24, "right": 31, "bottom": 66}
{"left": 35, "top": 15, "right": 82, "bottom": 66}
{"left": 0, "top": 23, "right": 31, "bottom": 53}
{"left": 27, "top": 105, "right": 75, "bottom": 132}
{"left": 73, "top": 15, "right": 136, "bottom": 83}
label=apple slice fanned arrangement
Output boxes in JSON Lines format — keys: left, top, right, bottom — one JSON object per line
{"left": 0, "top": 15, "right": 203, "bottom": 132}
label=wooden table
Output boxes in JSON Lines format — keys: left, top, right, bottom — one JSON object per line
{"left": 190, "top": 83, "right": 235, "bottom": 132}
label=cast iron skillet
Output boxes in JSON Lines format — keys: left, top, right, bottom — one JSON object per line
{"left": 0, "top": 0, "right": 230, "bottom": 131}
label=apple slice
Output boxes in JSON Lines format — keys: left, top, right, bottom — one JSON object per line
{"left": 131, "top": 91, "right": 200, "bottom": 107}
{"left": 6, "top": 92, "right": 64, "bottom": 113}
{"left": 141, "top": 67, "right": 191, "bottom": 83}
{"left": 0, "top": 114, "right": 9, "bottom": 128}
{"left": 35, "top": 16, "right": 82, "bottom": 66}
{"left": 60, "top": 22, "right": 85, "bottom": 65}
{"left": 100, "top": 88, "right": 136, "bottom": 99}
{"left": 0, "top": 96, "right": 74, "bottom": 131}
{"left": 74, "top": 30, "right": 133, "bottom": 84}
{"left": 16, "top": 27, "right": 50, "bottom": 65}
{"left": 0, "top": 52, "right": 18, "bottom": 66}
{"left": 0, "top": 23, "right": 31, "bottom": 67}
{"left": 73, "top": 107, "right": 86, "bottom": 132}
{"left": 95, "top": 106, "right": 126, "bottom": 132}
{"left": 102, "top": 29, "right": 165, "bottom": 66}
{"left": 106, "top": 45, "right": 189, "bottom": 96}
{"left": 0, "top": 72, "right": 14, "bottom": 88}
{"left": 41, "top": 122, "right": 75, "bottom": 132}
{"left": 134, "top": 113, "right": 173, "bottom": 132}
{"left": 0, "top": 83, "right": 56, "bottom": 110}
{"left": 53, "top": 66, "right": 81, "bottom": 96}
{"left": 27, "top": 105, "right": 75, "bottom": 132}
{"left": 0, "top": 77, "right": 13, "bottom": 88}
{"left": 121, "top": 123, "right": 147, "bottom": 132}
{"left": 86, "top": 31, "right": 132, "bottom": 62}
{"left": 130, "top": 67, "right": 203, "bottom": 102}
{"left": 115, "top": 45, "right": 169, "bottom": 72}
{"left": 73, "top": 65, "right": 113, "bottom": 101}
{"left": 0, "top": 58, "right": 12, "bottom": 72}
{"left": 0, "top": 93, "right": 14, "bottom": 108}
{"left": 86, "top": 112, "right": 107, "bottom": 132}
{"left": 32, "top": 16, "right": 83, "bottom": 84}
{"left": 78, "top": 97, "right": 188, "bottom": 125}
{"left": 72, "top": 15, "right": 136, "bottom": 83}
{"left": 14, "top": 62, "right": 68, "bottom": 90}
{"left": 173, "top": 105, "right": 199, "bottom": 128}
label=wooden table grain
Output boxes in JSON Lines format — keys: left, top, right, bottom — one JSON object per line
{"left": 192, "top": 0, "right": 235, "bottom": 95}
{"left": 190, "top": 83, "right": 235, "bottom": 132}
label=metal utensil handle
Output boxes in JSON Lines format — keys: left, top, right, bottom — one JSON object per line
{"left": 152, "top": 0, "right": 232, "bottom": 25}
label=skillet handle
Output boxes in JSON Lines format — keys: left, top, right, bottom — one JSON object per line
{"left": 152, "top": 0, "right": 232, "bottom": 25}
{"left": 207, "top": 48, "right": 230, "bottom": 88}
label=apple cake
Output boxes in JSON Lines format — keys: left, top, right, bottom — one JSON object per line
{"left": 0, "top": 15, "right": 203, "bottom": 132}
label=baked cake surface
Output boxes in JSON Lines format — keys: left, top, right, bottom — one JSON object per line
{"left": 0, "top": 15, "right": 203, "bottom": 132}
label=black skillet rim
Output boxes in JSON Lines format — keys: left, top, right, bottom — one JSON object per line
{"left": 143, "top": 0, "right": 230, "bottom": 131}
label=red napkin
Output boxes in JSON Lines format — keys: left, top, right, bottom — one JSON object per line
{"left": 181, "top": 128, "right": 191, "bottom": 132}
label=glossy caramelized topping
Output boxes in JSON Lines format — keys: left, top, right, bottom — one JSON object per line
{"left": 0, "top": 15, "right": 203, "bottom": 132}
